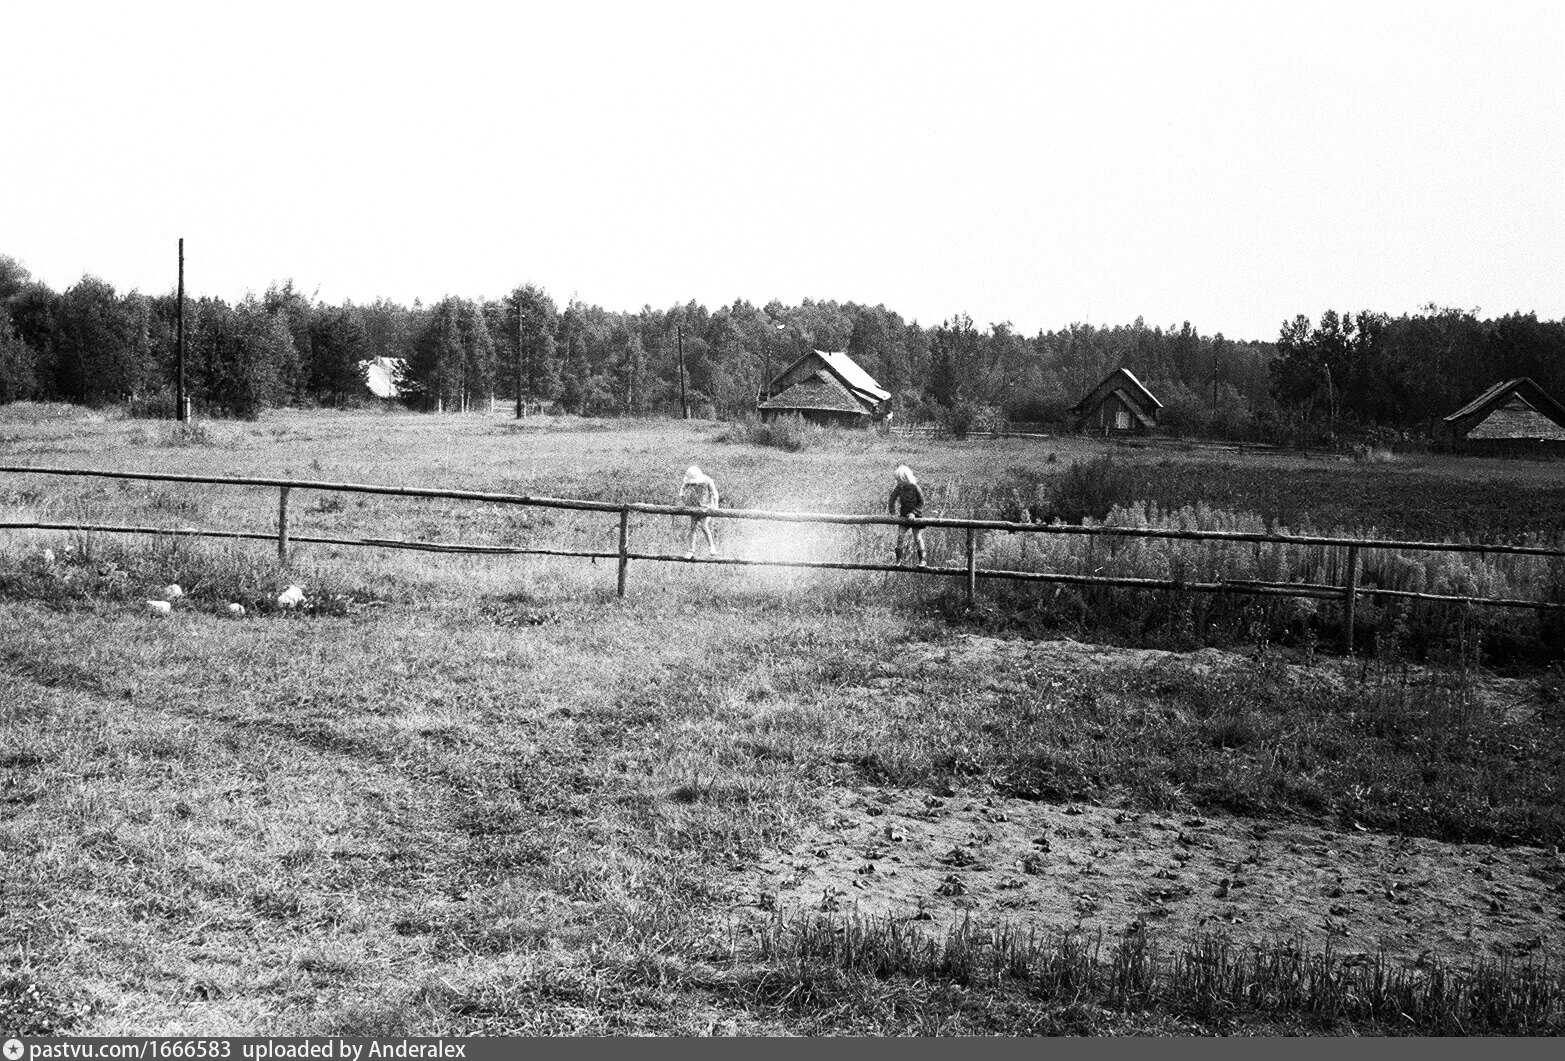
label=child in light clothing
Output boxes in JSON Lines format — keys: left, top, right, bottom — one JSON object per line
{"left": 679, "top": 465, "right": 721, "bottom": 559}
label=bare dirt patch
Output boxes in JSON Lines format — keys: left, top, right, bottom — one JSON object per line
{"left": 735, "top": 636, "right": 1565, "bottom": 970}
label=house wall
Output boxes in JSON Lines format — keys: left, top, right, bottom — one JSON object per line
{"left": 1081, "top": 394, "right": 1150, "bottom": 435}
{"left": 1438, "top": 437, "right": 1565, "bottom": 459}
{"left": 760, "top": 407, "right": 870, "bottom": 428}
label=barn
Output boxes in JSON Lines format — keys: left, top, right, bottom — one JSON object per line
{"left": 1070, "top": 367, "right": 1162, "bottom": 435}
{"left": 757, "top": 349, "right": 891, "bottom": 427}
{"left": 1440, "top": 378, "right": 1565, "bottom": 449}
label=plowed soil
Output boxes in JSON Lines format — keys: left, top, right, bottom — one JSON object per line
{"left": 736, "top": 638, "right": 1565, "bottom": 970}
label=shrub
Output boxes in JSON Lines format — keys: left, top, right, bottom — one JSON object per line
{"left": 166, "top": 421, "right": 215, "bottom": 446}
{"left": 124, "top": 388, "right": 177, "bottom": 420}
{"left": 1050, "top": 456, "right": 1138, "bottom": 524}
{"left": 715, "top": 414, "right": 821, "bottom": 452}
{"left": 1351, "top": 443, "right": 1397, "bottom": 464}
{"left": 940, "top": 401, "right": 1006, "bottom": 440}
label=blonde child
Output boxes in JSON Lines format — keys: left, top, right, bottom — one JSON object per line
{"left": 679, "top": 465, "right": 721, "bottom": 559}
{"left": 888, "top": 464, "right": 926, "bottom": 566}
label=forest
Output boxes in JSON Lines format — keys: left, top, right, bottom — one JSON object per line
{"left": 3, "top": 252, "right": 1563, "bottom": 444}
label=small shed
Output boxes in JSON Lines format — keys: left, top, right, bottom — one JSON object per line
{"left": 1440, "top": 378, "right": 1565, "bottom": 443}
{"left": 758, "top": 349, "right": 890, "bottom": 426}
{"left": 1071, "top": 367, "right": 1162, "bottom": 435}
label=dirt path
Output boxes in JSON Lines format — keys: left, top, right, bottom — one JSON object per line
{"left": 734, "top": 638, "right": 1565, "bottom": 970}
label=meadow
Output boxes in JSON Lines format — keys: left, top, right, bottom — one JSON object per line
{"left": 2, "top": 404, "right": 1563, "bottom": 1036}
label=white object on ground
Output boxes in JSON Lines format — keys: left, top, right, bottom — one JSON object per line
{"left": 147, "top": 600, "right": 172, "bottom": 617}
{"left": 277, "top": 585, "right": 305, "bottom": 608}
{"left": 227, "top": 602, "right": 245, "bottom": 617}
{"left": 42, "top": 549, "right": 55, "bottom": 565}
{"left": 160, "top": 583, "right": 184, "bottom": 600}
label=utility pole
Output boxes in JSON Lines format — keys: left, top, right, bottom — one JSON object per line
{"left": 1326, "top": 365, "right": 1336, "bottom": 442}
{"left": 764, "top": 322, "right": 785, "bottom": 403}
{"left": 522, "top": 303, "right": 535, "bottom": 419}
{"left": 677, "top": 325, "right": 690, "bottom": 419}
{"left": 176, "top": 238, "right": 186, "bottom": 422}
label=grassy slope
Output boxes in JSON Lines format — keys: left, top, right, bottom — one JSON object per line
{"left": 2, "top": 407, "right": 1563, "bottom": 1035}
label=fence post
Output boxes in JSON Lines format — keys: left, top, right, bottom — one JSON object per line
{"left": 1343, "top": 544, "right": 1358, "bottom": 654}
{"left": 965, "top": 525, "right": 977, "bottom": 606}
{"left": 277, "top": 486, "right": 291, "bottom": 563}
{"left": 617, "top": 507, "right": 630, "bottom": 597}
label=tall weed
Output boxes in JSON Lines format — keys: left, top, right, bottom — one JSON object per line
{"left": 756, "top": 912, "right": 1565, "bottom": 1034}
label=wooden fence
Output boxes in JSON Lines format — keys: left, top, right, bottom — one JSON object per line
{"left": 2, "top": 465, "right": 1563, "bottom": 648}
{"left": 889, "top": 421, "right": 1054, "bottom": 440}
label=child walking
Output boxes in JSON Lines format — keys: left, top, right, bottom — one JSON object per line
{"left": 679, "top": 465, "right": 721, "bottom": 559}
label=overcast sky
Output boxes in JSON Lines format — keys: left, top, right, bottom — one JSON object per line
{"left": 3, "top": 0, "right": 1561, "bottom": 342}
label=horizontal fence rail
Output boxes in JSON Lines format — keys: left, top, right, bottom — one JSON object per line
{"left": 5, "top": 464, "right": 1562, "bottom": 556}
{"left": 0, "top": 521, "right": 620, "bottom": 560}
{"left": 3, "top": 466, "right": 1564, "bottom": 642}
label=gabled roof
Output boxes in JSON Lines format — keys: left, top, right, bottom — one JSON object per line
{"left": 815, "top": 350, "right": 890, "bottom": 402}
{"left": 1443, "top": 377, "right": 1565, "bottom": 436}
{"left": 1070, "top": 367, "right": 1163, "bottom": 414}
{"left": 1439, "top": 378, "right": 1565, "bottom": 441}
{"left": 768, "top": 349, "right": 889, "bottom": 407}
{"left": 758, "top": 369, "right": 871, "bottom": 416}
{"left": 1117, "top": 367, "right": 1162, "bottom": 409}
{"left": 1466, "top": 402, "right": 1565, "bottom": 441}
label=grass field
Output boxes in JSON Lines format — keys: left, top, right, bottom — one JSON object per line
{"left": 2, "top": 405, "right": 1563, "bottom": 1036}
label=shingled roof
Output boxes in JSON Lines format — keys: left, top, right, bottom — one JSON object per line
{"left": 1070, "top": 367, "right": 1163, "bottom": 414}
{"left": 1443, "top": 377, "right": 1565, "bottom": 440}
{"left": 758, "top": 369, "right": 867, "bottom": 415}
{"left": 813, "top": 350, "right": 890, "bottom": 404}
{"left": 760, "top": 349, "right": 889, "bottom": 419}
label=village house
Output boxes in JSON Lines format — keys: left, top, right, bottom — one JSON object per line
{"left": 1070, "top": 367, "right": 1162, "bottom": 436}
{"left": 757, "top": 349, "right": 891, "bottom": 427}
{"left": 1439, "top": 377, "right": 1565, "bottom": 451}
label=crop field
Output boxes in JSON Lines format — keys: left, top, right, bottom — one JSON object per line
{"left": 2, "top": 404, "right": 1564, "bottom": 1036}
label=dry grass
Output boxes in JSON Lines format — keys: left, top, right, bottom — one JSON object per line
{"left": 2, "top": 405, "right": 1563, "bottom": 1036}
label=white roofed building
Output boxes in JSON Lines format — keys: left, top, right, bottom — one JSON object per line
{"left": 757, "top": 349, "right": 891, "bottom": 427}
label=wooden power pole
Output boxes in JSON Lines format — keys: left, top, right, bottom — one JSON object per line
{"left": 176, "top": 238, "right": 186, "bottom": 422}
{"left": 522, "top": 303, "right": 535, "bottom": 419}
{"left": 677, "top": 325, "right": 690, "bottom": 419}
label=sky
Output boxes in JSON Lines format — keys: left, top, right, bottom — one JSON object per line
{"left": 3, "top": 0, "right": 1562, "bottom": 342}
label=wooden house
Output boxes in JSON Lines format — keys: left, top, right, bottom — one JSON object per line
{"left": 757, "top": 349, "right": 891, "bottom": 427}
{"left": 1070, "top": 367, "right": 1162, "bottom": 435}
{"left": 1440, "top": 378, "right": 1565, "bottom": 442}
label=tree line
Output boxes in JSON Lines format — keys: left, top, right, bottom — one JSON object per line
{"left": 1269, "top": 306, "right": 1565, "bottom": 440}
{"left": 2, "top": 253, "right": 1561, "bottom": 442}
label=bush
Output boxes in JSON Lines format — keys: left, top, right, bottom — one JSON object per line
{"left": 1050, "top": 455, "right": 1138, "bottom": 524}
{"left": 1350, "top": 443, "right": 1397, "bottom": 464}
{"left": 715, "top": 414, "right": 821, "bottom": 452}
{"left": 124, "top": 388, "right": 177, "bottom": 420}
{"left": 940, "top": 401, "right": 1006, "bottom": 440}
